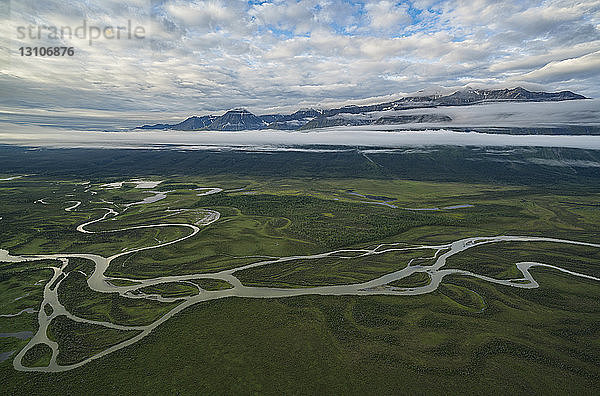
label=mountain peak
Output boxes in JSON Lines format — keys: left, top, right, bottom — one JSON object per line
{"left": 207, "top": 108, "right": 266, "bottom": 131}
{"left": 136, "top": 87, "right": 587, "bottom": 132}
{"left": 227, "top": 108, "right": 253, "bottom": 114}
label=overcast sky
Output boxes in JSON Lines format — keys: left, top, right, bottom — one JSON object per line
{"left": 1, "top": 0, "right": 599, "bottom": 117}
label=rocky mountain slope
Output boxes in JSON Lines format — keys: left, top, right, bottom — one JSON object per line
{"left": 136, "top": 87, "right": 587, "bottom": 131}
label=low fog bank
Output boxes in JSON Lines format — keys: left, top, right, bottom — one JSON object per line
{"left": 0, "top": 100, "right": 599, "bottom": 150}
{"left": 386, "top": 99, "right": 600, "bottom": 128}
{"left": 1, "top": 99, "right": 599, "bottom": 131}
{"left": 2, "top": 123, "right": 600, "bottom": 150}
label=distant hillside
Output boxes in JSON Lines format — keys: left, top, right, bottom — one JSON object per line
{"left": 205, "top": 109, "right": 267, "bottom": 131}
{"left": 136, "top": 87, "right": 587, "bottom": 132}
{"left": 437, "top": 87, "right": 585, "bottom": 105}
{"left": 137, "top": 116, "right": 217, "bottom": 130}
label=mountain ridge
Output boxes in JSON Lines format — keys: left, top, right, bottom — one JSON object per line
{"left": 136, "top": 87, "right": 587, "bottom": 132}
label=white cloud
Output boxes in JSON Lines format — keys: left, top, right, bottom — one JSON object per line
{"left": 166, "top": 0, "right": 236, "bottom": 27}
{"left": 489, "top": 41, "right": 600, "bottom": 72}
{"left": 517, "top": 51, "right": 600, "bottom": 82}
{"left": 1, "top": 0, "right": 599, "bottom": 116}
{"left": 365, "top": 1, "right": 411, "bottom": 29}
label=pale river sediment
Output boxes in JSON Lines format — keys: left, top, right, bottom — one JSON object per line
{"left": 1, "top": 184, "right": 598, "bottom": 372}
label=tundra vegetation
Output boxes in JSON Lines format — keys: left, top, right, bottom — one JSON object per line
{"left": 1, "top": 146, "right": 599, "bottom": 394}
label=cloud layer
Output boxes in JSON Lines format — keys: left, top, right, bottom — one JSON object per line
{"left": 1, "top": 0, "right": 599, "bottom": 116}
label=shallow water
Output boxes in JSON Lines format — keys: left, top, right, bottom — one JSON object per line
{"left": 0, "top": 308, "right": 37, "bottom": 318}
{"left": 0, "top": 351, "right": 15, "bottom": 362}
{"left": 0, "top": 331, "right": 33, "bottom": 340}
{"left": 3, "top": 184, "right": 599, "bottom": 373}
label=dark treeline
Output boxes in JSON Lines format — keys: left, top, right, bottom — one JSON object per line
{"left": 1, "top": 145, "right": 600, "bottom": 186}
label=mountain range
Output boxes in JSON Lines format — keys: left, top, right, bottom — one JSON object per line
{"left": 137, "top": 87, "right": 586, "bottom": 132}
